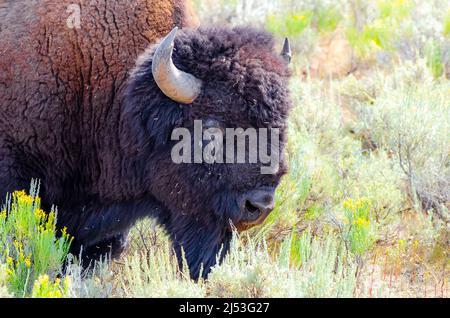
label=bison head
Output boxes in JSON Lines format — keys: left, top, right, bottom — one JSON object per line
{"left": 123, "top": 26, "right": 292, "bottom": 279}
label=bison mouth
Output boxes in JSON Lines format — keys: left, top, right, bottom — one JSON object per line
{"left": 234, "top": 213, "right": 270, "bottom": 232}
{"left": 234, "top": 188, "right": 274, "bottom": 232}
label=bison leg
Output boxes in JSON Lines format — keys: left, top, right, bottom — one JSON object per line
{"left": 60, "top": 198, "right": 163, "bottom": 267}
{"left": 0, "top": 143, "right": 28, "bottom": 204}
{"left": 167, "top": 215, "right": 232, "bottom": 280}
{"left": 79, "top": 232, "right": 130, "bottom": 266}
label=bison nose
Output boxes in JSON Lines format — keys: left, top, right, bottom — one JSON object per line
{"left": 245, "top": 191, "right": 275, "bottom": 215}
{"left": 240, "top": 188, "right": 275, "bottom": 226}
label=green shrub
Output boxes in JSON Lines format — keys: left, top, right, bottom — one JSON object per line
{"left": 342, "top": 198, "right": 376, "bottom": 256}
{"left": 0, "top": 182, "right": 73, "bottom": 297}
{"left": 377, "top": 0, "right": 413, "bottom": 21}
{"left": 355, "top": 77, "right": 450, "bottom": 220}
{"left": 31, "top": 274, "right": 70, "bottom": 298}
{"left": 338, "top": 151, "right": 405, "bottom": 225}
{"left": 120, "top": 235, "right": 203, "bottom": 298}
{"left": 0, "top": 264, "right": 12, "bottom": 297}
{"left": 266, "top": 5, "right": 342, "bottom": 37}
{"left": 346, "top": 22, "right": 395, "bottom": 57}
{"left": 316, "top": 6, "right": 342, "bottom": 33}
{"left": 63, "top": 255, "right": 116, "bottom": 298}
{"left": 208, "top": 233, "right": 358, "bottom": 298}
{"left": 346, "top": 0, "right": 413, "bottom": 58}
{"left": 207, "top": 237, "right": 290, "bottom": 297}
{"left": 114, "top": 231, "right": 359, "bottom": 298}
{"left": 444, "top": 10, "right": 450, "bottom": 37}
{"left": 266, "top": 10, "right": 313, "bottom": 37}
{"left": 424, "top": 40, "right": 444, "bottom": 78}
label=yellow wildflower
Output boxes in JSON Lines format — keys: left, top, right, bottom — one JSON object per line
{"left": 34, "top": 208, "right": 46, "bottom": 219}
{"left": 32, "top": 274, "right": 65, "bottom": 298}
{"left": 38, "top": 274, "right": 50, "bottom": 285}
{"left": 25, "top": 257, "right": 31, "bottom": 268}
{"left": 353, "top": 217, "right": 370, "bottom": 227}
{"left": 63, "top": 276, "right": 70, "bottom": 288}
{"left": 13, "top": 190, "right": 26, "bottom": 198}
{"left": 14, "top": 190, "right": 34, "bottom": 205}
{"left": 355, "top": 197, "right": 371, "bottom": 210}
{"left": 343, "top": 198, "right": 354, "bottom": 210}
{"left": 45, "top": 212, "right": 56, "bottom": 231}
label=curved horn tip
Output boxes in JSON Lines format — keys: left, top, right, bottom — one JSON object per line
{"left": 157, "top": 27, "right": 179, "bottom": 55}
{"left": 167, "top": 26, "right": 179, "bottom": 41}
{"left": 281, "top": 37, "right": 292, "bottom": 64}
{"left": 152, "top": 26, "right": 203, "bottom": 104}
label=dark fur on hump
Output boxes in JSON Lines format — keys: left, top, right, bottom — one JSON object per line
{"left": 121, "top": 26, "right": 292, "bottom": 279}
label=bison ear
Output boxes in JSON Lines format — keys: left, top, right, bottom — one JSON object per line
{"left": 281, "top": 38, "right": 292, "bottom": 64}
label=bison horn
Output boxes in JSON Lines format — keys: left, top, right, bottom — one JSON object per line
{"left": 281, "top": 38, "right": 292, "bottom": 64}
{"left": 152, "top": 27, "right": 203, "bottom": 104}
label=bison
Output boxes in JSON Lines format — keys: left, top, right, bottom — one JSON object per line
{"left": 0, "top": 0, "right": 292, "bottom": 279}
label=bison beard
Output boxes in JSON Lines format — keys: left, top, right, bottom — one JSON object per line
{"left": 0, "top": 2, "right": 291, "bottom": 280}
